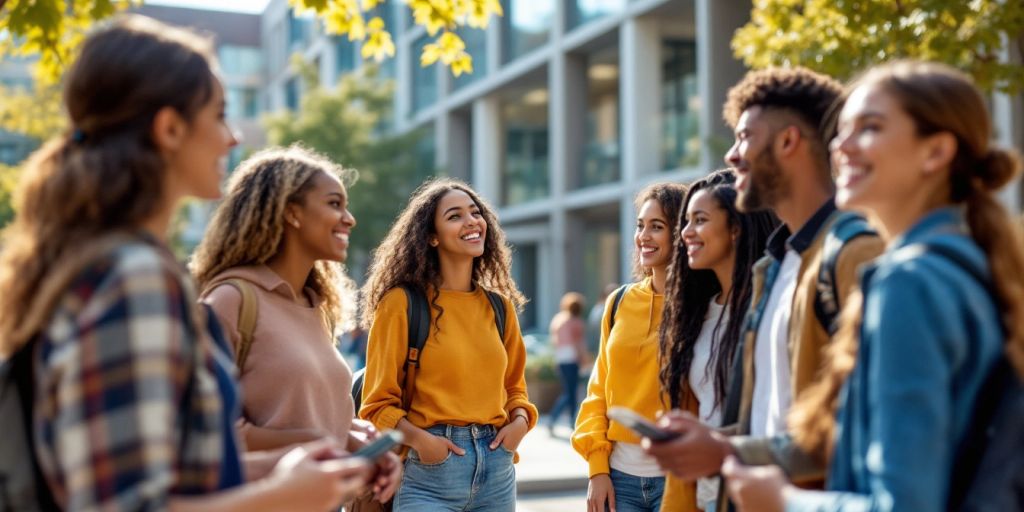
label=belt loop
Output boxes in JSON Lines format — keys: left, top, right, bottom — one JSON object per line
{"left": 445, "top": 424, "right": 453, "bottom": 439}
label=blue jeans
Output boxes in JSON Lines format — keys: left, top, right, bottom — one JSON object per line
{"left": 609, "top": 468, "right": 665, "bottom": 512}
{"left": 394, "top": 424, "right": 516, "bottom": 512}
{"left": 548, "top": 362, "right": 580, "bottom": 426}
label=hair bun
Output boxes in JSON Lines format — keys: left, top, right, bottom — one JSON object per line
{"left": 978, "top": 148, "right": 1022, "bottom": 191}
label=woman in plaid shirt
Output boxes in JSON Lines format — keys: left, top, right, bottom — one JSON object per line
{"left": 0, "top": 15, "right": 370, "bottom": 511}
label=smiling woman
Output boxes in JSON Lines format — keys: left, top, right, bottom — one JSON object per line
{"left": 191, "top": 145, "right": 403, "bottom": 504}
{"left": 359, "top": 178, "right": 537, "bottom": 512}
{"left": 573, "top": 182, "right": 691, "bottom": 512}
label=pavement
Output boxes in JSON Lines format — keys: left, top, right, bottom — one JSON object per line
{"left": 515, "top": 417, "right": 589, "bottom": 511}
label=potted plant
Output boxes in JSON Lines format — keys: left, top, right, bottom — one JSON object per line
{"left": 524, "top": 352, "right": 562, "bottom": 414}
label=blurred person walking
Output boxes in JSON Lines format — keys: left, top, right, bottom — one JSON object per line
{"left": 547, "top": 292, "right": 590, "bottom": 434}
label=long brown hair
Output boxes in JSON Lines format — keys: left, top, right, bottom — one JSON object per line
{"left": 789, "top": 60, "right": 1024, "bottom": 462}
{"left": 0, "top": 15, "right": 217, "bottom": 356}
{"left": 190, "top": 145, "right": 358, "bottom": 333}
{"left": 361, "top": 178, "right": 525, "bottom": 329}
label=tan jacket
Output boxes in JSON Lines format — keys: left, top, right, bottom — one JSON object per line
{"left": 715, "top": 203, "right": 882, "bottom": 510}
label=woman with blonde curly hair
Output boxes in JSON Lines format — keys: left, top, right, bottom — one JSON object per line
{"left": 0, "top": 16, "right": 368, "bottom": 511}
{"left": 359, "top": 178, "right": 538, "bottom": 511}
{"left": 191, "top": 145, "right": 400, "bottom": 503}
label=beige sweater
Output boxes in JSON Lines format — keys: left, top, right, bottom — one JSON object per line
{"left": 203, "top": 265, "right": 354, "bottom": 444}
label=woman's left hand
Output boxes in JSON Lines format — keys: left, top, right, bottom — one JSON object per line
{"left": 491, "top": 416, "right": 529, "bottom": 452}
{"left": 721, "top": 455, "right": 789, "bottom": 512}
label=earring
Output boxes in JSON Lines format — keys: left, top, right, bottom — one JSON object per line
{"left": 430, "top": 239, "right": 438, "bottom": 247}
{"left": 290, "top": 220, "right": 300, "bottom": 229}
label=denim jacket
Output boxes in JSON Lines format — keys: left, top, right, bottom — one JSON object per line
{"left": 786, "top": 207, "right": 1004, "bottom": 511}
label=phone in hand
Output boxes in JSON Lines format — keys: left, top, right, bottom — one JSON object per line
{"left": 353, "top": 430, "right": 404, "bottom": 461}
{"left": 607, "top": 406, "right": 680, "bottom": 442}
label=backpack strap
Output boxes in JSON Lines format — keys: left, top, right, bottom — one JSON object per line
{"left": 814, "top": 212, "right": 876, "bottom": 336}
{"left": 7, "top": 341, "right": 60, "bottom": 511}
{"left": 400, "top": 285, "right": 431, "bottom": 412}
{"left": 217, "top": 279, "right": 259, "bottom": 372}
{"left": 606, "top": 284, "right": 630, "bottom": 332}
{"left": 353, "top": 286, "right": 511, "bottom": 414}
{"left": 485, "top": 290, "right": 507, "bottom": 339}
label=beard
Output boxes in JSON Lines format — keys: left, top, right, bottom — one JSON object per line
{"left": 737, "top": 146, "right": 788, "bottom": 213}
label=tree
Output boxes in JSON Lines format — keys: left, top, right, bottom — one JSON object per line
{"left": 263, "top": 59, "right": 435, "bottom": 278}
{"left": 1, "top": 0, "right": 500, "bottom": 80}
{"left": 732, "top": 0, "right": 1024, "bottom": 94}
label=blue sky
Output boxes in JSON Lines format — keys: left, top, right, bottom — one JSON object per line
{"left": 147, "top": 0, "right": 272, "bottom": 13}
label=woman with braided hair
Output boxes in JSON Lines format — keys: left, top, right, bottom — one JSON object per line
{"left": 722, "top": 61, "right": 1024, "bottom": 511}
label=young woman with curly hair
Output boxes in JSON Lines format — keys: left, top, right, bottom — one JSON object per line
{"left": 572, "top": 182, "right": 688, "bottom": 512}
{"left": 0, "top": 15, "right": 368, "bottom": 511}
{"left": 190, "top": 145, "right": 400, "bottom": 503}
{"left": 358, "top": 178, "right": 538, "bottom": 512}
{"left": 646, "top": 170, "right": 778, "bottom": 511}
{"left": 722, "top": 61, "right": 1024, "bottom": 512}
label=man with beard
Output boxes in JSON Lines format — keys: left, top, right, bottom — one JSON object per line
{"left": 644, "top": 67, "right": 885, "bottom": 511}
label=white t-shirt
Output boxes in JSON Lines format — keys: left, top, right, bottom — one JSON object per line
{"left": 609, "top": 441, "right": 664, "bottom": 477}
{"left": 690, "top": 297, "right": 729, "bottom": 507}
{"left": 750, "top": 250, "right": 801, "bottom": 438}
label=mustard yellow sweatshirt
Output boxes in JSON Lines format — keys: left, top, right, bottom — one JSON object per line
{"left": 572, "top": 277, "right": 668, "bottom": 477}
{"left": 359, "top": 286, "right": 538, "bottom": 433}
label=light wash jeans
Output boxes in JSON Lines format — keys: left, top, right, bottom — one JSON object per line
{"left": 394, "top": 424, "right": 516, "bottom": 512}
{"left": 608, "top": 468, "right": 665, "bottom": 512}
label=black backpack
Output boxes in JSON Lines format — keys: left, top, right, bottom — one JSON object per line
{"left": 0, "top": 342, "right": 59, "bottom": 512}
{"left": 351, "top": 285, "right": 507, "bottom": 412}
{"left": 930, "top": 243, "right": 1024, "bottom": 511}
{"left": 814, "top": 211, "right": 876, "bottom": 336}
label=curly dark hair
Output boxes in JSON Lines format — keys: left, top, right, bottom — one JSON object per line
{"left": 723, "top": 67, "right": 842, "bottom": 169}
{"left": 659, "top": 170, "right": 779, "bottom": 409}
{"left": 632, "top": 182, "right": 689, "bottom": 279}
{"left": 361, "top": 178, "right": 526, "bottom": 329}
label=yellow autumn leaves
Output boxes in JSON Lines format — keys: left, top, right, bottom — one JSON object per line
{"left": 292, "top": 0, "right": 502, "bottom": 76}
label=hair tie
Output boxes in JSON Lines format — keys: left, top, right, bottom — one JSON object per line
{"left": 71, "top": 129, "right": 87, "bottom": 143}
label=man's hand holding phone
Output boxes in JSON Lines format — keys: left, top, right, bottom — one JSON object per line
{"left": 641, "top": 410, "right": 735, "bottom": 481}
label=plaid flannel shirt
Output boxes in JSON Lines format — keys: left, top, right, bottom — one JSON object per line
{"left": 32, "top": 238, "right": 225, "bottom": 511}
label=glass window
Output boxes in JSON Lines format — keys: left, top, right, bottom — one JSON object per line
{"left": 453, "top": 27, "right": 488, "bottom": 90}
{"left": 413, "top": 123, "right": 437, "bottom": 181}
{"left": 578, "top": 49, "right": 620, "bottom": 188}
{"left": 411, "top": 34, "right": 438, "bottom": 113}
{"left": 226, "top": 87, "right": 260, "bottom": 119}
{"left": 567, "top": 0, "right": 624, "bottom": 30}
{"left": 502, "top": 88, "right": 549, "bottom": 205}
{"left": 502, "top": 0, "right": 554, "bottom": 63}
{"left": 285, "top": 77, "right": 301, "bottom": 111}
{"left": 510, "top": 242, "right": 539, "bottom": 330}
{"left": 662, "top": 40, "right": 700, "bottom": 170}
{"left": 335, "top": 36, "right": 355, "bottom": 78}
{"left": 218, "top": 45, "right": 262, "bottom": 76}
{"left": 581, "top": 218, "right": 621, "bottom": 313}
{"left": 288, "top": 9, "right": 312, "bottom": 49}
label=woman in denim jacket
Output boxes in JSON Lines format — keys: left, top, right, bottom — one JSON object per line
{"left": 720, "top": 61, "right": 1024, "bottom": 511}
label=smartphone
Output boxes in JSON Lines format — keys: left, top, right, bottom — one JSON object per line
{"left": 607, "top": 406, "right": 679, "bottom": 442}
{"left": 353, "top": 430, "right": 404, "bottom": 461}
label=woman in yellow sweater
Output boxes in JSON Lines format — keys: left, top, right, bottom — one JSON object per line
{"left": 359, "top": 178, "right": 538, "bottom": 511}
{"left": 573, "top": 182, "right": 688, "bottom": 512}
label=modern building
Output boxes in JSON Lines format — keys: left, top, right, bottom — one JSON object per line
{"left": 1, "top": 1, "right": 1022, "bottom": 332}
{"left": 258, "top": 0, "right": 1024, "bottom": 331}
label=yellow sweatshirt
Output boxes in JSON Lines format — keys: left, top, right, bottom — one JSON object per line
{"left": 572, "top": 277, "right": 668, "bottom": 477}
{"left": 359, "top": 286, "right": 538, "bottom": 434}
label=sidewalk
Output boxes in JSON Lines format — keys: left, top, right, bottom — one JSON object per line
{"left": 515, "top": 418, "right": 589, "bottom": 495}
